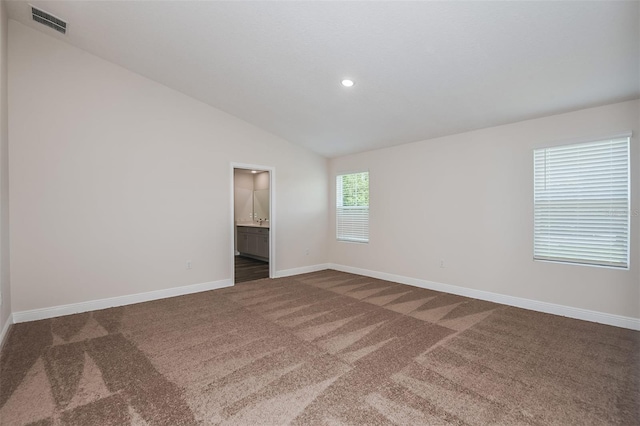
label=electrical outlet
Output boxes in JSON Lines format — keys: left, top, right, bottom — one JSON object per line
{"left": 186, "top": 260, "right": 192, "bottom": 270}
{"left": 305, "top": 248, "right": 310, "bottom": 256}
{"left": 440, "top": 260, "right": 445, "bottom": 268}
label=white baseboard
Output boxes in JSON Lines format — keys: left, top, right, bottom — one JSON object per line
{"left": 274, "top": 263, "right": 330, "bottom": 278}
{"left": 8, "top": 264, "right": 638, "bottom": 331}
{"left": 328, "top": 263, "right": 640, "bottom": 331}
{"left": 12, "top": 279, "right": 233, "bottom": 324}
{"left": 0, "top": 314, "right": 13, "bottom": 352}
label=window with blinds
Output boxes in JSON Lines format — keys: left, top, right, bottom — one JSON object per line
{"left": 533, "top": 136, "right": 630, "bottom": 268}
{"left": 336, "top": 171, "right": 369, "bottom": 243}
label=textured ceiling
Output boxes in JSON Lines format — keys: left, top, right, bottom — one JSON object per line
{"left": 7, "top": 1, "right": 640, "bottom": 158}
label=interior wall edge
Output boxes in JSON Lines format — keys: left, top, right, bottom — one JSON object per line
{"left": 0, "top": 314, "right": 12, "bottom": 352}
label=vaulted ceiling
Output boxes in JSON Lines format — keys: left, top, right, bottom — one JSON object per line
{"left": 7, "top": 1, "right": 639, "bottom": 158}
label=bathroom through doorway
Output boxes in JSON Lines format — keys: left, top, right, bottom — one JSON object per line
{"left": 231, "top": 164, "right": 275, "bottom": 284}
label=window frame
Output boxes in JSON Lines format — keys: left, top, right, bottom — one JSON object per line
{"left": 336, "top": 170, "right": 370, "bottom": 244}
{"left": 532, "top": 134, "right": 631, "bottom": 269}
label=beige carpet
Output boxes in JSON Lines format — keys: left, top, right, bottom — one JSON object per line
{"left": 1, "top": 270, "right": 638, "bottom": 425}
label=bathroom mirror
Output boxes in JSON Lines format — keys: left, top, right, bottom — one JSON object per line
{"left": 253, "top": 189, "right": 269, "bottom": 220}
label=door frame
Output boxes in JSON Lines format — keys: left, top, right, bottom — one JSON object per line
{"left": 230, "top": 162, "right": 275, "bottom": 283}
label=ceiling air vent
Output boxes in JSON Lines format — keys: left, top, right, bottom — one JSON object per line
{"left": 31, "top": 6, "right": 67, "bottom": 34}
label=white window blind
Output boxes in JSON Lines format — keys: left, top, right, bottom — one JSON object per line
{"left": 336, "top": 172, "right": 369, "bottom": 243}
{"left": 533, "top": 136, "right": 630, "bottom": 268}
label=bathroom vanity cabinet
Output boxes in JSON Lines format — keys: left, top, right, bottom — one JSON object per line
{"left": 237, "top": 226, "right": 269, "bottom": 260}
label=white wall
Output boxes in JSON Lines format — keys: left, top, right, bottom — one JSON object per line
{"left": 6, "top": 17, "right": 637, "bottom": 325}
{"left": 0, "top": 1, "right": 10, "bottom": 339}
{"left": 329, "top": 100, "right": 640, "bottom": 319}
{"left": 9, "top": 20, "right": 328, "bottom": 313}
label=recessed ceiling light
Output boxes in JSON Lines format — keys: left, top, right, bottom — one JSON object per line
{"left": 341, "top": 79, "right": 354, "bottom": 87}
{"left": 251, "top": 170, "right": 257, "bottom": 174}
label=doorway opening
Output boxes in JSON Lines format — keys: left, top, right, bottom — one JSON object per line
{"left": 231, "top": 164, "right": 275, "bottom": 284}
